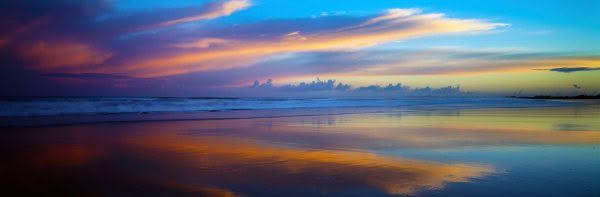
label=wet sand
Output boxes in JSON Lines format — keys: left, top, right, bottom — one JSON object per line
{"left": 1, "top": 105, "right": 599, "bottom": 196}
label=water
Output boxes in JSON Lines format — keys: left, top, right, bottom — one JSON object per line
{"left": 1, "top": 98, "right": 599, "bottom": 196}
{"left": 0, "top": 96, "right": 567, "bottom": 117}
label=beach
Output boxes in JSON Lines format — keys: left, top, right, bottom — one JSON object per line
{"left": 2, "top": 100, "right": 599, "bottom": 196}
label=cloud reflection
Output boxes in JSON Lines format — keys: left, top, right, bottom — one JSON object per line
{"left": 5, "top": 122, "right": 494, "bottom": 196}
{"left": 132, "top": 134, "right": 494, "bottom": 195}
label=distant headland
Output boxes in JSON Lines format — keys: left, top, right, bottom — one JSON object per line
{"left": 509, "top": 94, "right": 600, "bottom": 100}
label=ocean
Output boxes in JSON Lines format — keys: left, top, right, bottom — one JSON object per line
{"left": 0, "top": 96, "right": 568, "bottom": 117}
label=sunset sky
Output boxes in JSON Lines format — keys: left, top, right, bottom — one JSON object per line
{"left": 1, "top": 0, "right": 598, "bottom": 96}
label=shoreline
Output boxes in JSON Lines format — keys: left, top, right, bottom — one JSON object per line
{"left": 2, "top": 101, "right": 595, "bottom": 128}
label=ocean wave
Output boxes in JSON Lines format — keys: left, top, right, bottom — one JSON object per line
{"left": 0, "top": 96, "right": 568, "bottom": 117}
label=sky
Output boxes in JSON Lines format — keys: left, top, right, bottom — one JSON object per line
{"left": 1, "top": 0, "right": 598, "bottom": 96}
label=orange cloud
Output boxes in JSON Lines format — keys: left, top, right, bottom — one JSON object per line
{"left": 159, "top": 0, "right": 251, "bottom": 26}
{"left": 170, "top": 38, "right": 231, "bottom": 49}
{"left": 20, "top": 41, "right": 113, "bottom": 70}
{"left": 125, "top": 9, "right": 507, "bottom": 77}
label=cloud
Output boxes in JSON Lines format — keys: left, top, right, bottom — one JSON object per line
{"left": 363, "top": 8, "right": 423, "bottom": 25}
{"left": 159, "top": 0, "right": 251, "bottom": 26}
{"left": 0, "top": 1, "right": 509, "bottom": 78}
{"left": 120, "top": 8, "right": 508, "bottom": 77}
{"left": 555, "top": 123, "right": 588, "bottom": 131}
{"left": 248, "top": 78, "right": 464, "bottom": 97}
{"left": 170, "top": 38, "right": 231, "bottom": 49}
{"left": 0, "top": 0, "right": 251, "bottom": 73}
{"left": 230, "top": 50, "right": 600, "bottom": 82}
{"left": 534, "top": 67, "right": 600, "bottom": 73}
{"left": 3, "top": 1, "right": 597, "bottom": 96}
{"left": 41, "top": 73, "right": 131, "bottom": 80}
{"left": 19, "top": 41, "right": 113, "bottom": 69}
{"left": 252, "top": 78, "right": 352, "bottom": 91}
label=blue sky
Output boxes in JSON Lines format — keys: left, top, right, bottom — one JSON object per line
{"left": 116, "top": 0, "right": 599, "bottom": 51}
